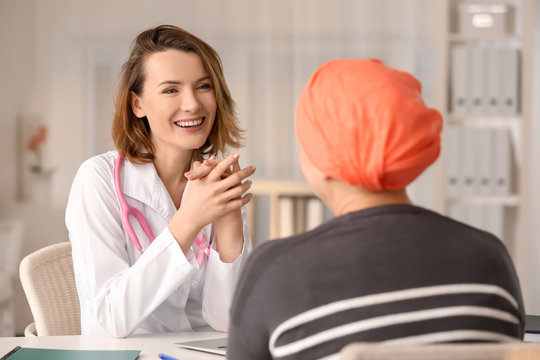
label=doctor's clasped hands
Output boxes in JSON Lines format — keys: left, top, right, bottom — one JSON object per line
{"left": 169, "top": 152, "right": 255, "bottom": 262}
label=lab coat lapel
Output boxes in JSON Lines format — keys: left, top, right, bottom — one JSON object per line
{"left": 120, "top": 159, "right": 178, "bottom": 220}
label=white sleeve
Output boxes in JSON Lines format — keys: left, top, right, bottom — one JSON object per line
{"left": 66, "top": 158, "right": 195, "bottom": 338}
{"left": 202, "top": 206, "right": 253, "bottom": 331}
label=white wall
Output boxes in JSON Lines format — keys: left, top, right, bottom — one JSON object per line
{"left": 0, "top": 1, "right": 36, "bottom": 202}
{"left": 1, "top": 0, "right": 441, "bottom": 209}
{"left": 0, "top": 0, "right": 440, "bottom": 333}
{"left": 2, "top": 0, "right": 539, "bottom": 333}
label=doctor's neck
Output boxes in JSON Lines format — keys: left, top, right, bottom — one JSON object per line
{"left": 153, "top": 148, "right": 193, "bottom": 209}
{"left": 153, "top": 149, "right": 192, "bottom": 183}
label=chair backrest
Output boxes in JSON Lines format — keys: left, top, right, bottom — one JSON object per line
{"left": 19, "top": 241, "right": 81, "bottom": 336}
{"left": 340, "top": 342, "right": 540, "bottom": 360}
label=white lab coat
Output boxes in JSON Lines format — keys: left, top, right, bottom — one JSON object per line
{"left": 65, "top": 150, "right": 252, "bottom": 338}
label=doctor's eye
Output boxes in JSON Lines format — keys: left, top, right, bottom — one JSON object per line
{"left": 163, "top": 88, "right": 178, "bottom": 94}
{"left": 196, "top": 83, "right": 212, "bottom": 91}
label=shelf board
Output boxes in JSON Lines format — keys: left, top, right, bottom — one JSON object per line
{"left": 446, "top": 115, "right": 521, "bottom": 128}
{"left": 251, "top": 179, "right": 314, "bottom": 197}
{"left": 446, "top": 194, "right": 520, "bottom": 206}
{"left": 448, "top": 33, "right": 521, "bottom": 44}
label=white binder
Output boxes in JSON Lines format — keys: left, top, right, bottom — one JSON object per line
{"left": 492, "top": 129, "right": 511, "bottom": 194}
{"left": 475, "top": 128, "right": 493, "bottom": 194}
{"left": 445, "top": 126, "right": 462, "bottom": 195}
{"left": 468, "top": 44, "right": 486, "bottom": 114}
{"left": 450, "top": 44, "right": 468, "bottom": 115}
{"left": 462, "top": 127, "right": 476, "bottom": 194}
{"left": 485, "top": 46, "right": 503, "bottom": 115}
{"left": 501, "top": 47, "right": 519, "bottom": 115}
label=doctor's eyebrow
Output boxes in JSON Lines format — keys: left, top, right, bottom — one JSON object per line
{"left": 157, "top": 75, "right": 210, "bottom": 87}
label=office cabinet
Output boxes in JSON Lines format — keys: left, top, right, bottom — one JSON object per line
{"left": 436, "top": 0, "right": 533, "bottom": 269}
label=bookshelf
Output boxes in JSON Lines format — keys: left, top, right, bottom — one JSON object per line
{"left": 436, "top": 0, "right": 533, "bottom": 278}
{"left": 247, "top": 180, "right": 330, "bottom": 243}
{"left": 246, "top": 2, "right": 534, "bottom": 278}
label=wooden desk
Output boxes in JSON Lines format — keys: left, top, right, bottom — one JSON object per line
{"left": 0, "top": 331, "right": 226, "bottom": 360}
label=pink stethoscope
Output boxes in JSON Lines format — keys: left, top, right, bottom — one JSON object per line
{"left": 114, "top": 154, "right": 210, "bottom": 264}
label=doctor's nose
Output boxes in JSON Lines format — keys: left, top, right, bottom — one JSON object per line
{"left": 180, "top": 90, "right": 201, "bottom": 113}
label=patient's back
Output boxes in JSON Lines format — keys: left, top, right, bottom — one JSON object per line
{"left": 228, "top": 204, "right": 524, "bottom": 360}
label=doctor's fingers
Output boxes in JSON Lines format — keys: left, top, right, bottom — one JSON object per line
{"left": 221, "top": 179, "right": 253, "bottom": 202}
{"left": 220, "top": 156, "right": 241, "bottom": 177}
{"left": 185, "top": 161, "right": 216, "bottom": 181}
{"left": 186, "top": 158, "right": 237, "bottom": 181}
{"left": 185, "top": 155, "right": 221, "bottom": 180}
{"left": 205, "top": 157, "right": 236, "bottom": 179}
{"left": 231, "top": 157, "right": 241, "bottom": 174}
{"left": 207, "top": 153, "right": 243, "bottom": 181}
{"left": 225, "top": 192, "right": 254, "bottom": 212}
{"left": 216, "top": 186, "right": 253, "bottom": 213}
{"left": 216, "top": 165, "right": 256, "bottom": 192}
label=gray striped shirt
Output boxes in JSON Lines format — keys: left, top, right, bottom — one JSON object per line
{"left": 227, "top": 204, "right": 524, "bottom": 359}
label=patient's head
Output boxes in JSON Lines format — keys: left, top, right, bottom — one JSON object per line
{"left": 295, "top": 58, "right": 443, "bottom": 192}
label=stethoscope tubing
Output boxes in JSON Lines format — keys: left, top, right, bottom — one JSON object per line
{"left": 114, "top": 154, "right": 212, "bottom": 263}
{"left": 114, "top": 154, "right": 155, "bottom": 253}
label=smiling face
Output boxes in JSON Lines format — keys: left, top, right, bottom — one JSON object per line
{"left": 130, "top": 49, "right": 216, "bottom": 157}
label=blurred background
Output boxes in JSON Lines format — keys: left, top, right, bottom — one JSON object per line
{"left": 1, "top": 0, "right": 540, "bottom": 336}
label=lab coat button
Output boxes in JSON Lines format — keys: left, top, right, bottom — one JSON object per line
{"left": 191, "top": 280, "right": 199, "bottom": 288}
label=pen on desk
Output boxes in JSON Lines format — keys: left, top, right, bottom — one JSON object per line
{"left": 158, "top": 353, "right": 179, "bottom": 360}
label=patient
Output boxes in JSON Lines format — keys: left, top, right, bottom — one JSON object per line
{"left": 227, "top": 59, "right": 525, "bottom": 359}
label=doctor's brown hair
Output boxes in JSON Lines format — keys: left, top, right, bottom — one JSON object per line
{"left": 112, "top": 25, "right": 243, "bottom": 164}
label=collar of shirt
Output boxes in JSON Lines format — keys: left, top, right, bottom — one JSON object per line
{"left": 118, "top": 152, "right": 191, "bottom": 221}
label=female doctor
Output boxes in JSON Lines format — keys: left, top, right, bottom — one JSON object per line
{"left": 65, "top": 25, "right": 255, "bottom": 338}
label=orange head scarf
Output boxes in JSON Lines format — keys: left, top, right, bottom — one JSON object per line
{"left": 295, "top": 58, "right": 443, "bottom": 191}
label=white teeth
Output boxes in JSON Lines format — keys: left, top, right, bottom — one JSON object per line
{"left": 175, "top": 119, "right": 203, "bottom": 127}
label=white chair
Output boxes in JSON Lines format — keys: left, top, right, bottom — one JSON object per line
{"left": 19, "top": 241, "right": 81, "bottom": 336}
{"left": 339, "top": 342, "right": 540, "bottom": 360}
{"left": 0, "top": 220, "right": 23, "bottom": 336}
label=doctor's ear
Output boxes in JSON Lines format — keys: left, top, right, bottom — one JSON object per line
{"left": 130, "top": 91, "right": 146, "bottom": 118}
